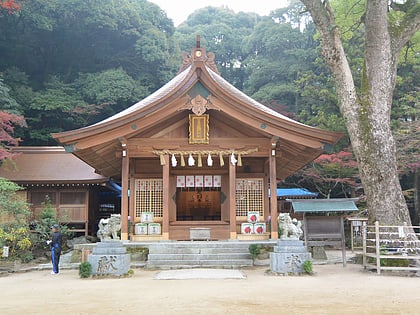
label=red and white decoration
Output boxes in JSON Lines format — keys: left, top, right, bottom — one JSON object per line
{"left": 254, "top": 223, "right": 266, "bottom": 234}
{"left": 213, "top": 175, "right": 221, "bottom": 187}
{"left": 241, "top": 223, "right": 254, "bottom": 234}
{"left": 177, "top": 175, "right": 221, "bottom": 188}
{"left": 247, "top": 211, "right": 260, "bottom": 223}
{"left": 204, "top": 175, "right": 213, "bottom": 187}
{"left": 176, "top": 176, "right": 186, "bottom": 187}
{"left": 186, "top": 175, "right": 195, "bottom": 187}
{"left": 195, "top": 175, "right": 204, "bottom": 187}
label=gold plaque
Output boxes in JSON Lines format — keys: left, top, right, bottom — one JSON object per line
{"left": 189, "top": 114, "right": 209, "bottom": 144}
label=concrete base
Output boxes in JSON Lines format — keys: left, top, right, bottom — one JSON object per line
{"left": 88, "top": 241, "right": 130, "bottom": 276}
{"left": 190, "top": 228, "right": 211, "bottom": 240}
{"left": 270, "top": 239, "right": 311, "bottom": 274}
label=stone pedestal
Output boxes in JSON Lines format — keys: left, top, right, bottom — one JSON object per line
{"left": 88, "top": 241, "right": 130, "bottom": 276}
{"left": 190, "top": 228, "right": 211, "bottom": 240}
{"left": 270, "top": 239, "right": 311, "bottom": 274}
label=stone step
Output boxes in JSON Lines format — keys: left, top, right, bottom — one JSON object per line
{"left": 148, "top": 253, "right": 251, "bottom": 260}
{"left": 148, "top": 247, "right": 251, "bottom": 255}
{"left": 146, "top": 259, "right": 253, "bottom": 269}
{"left": 145, "top": 241, "right": 256, "bottom": 269}
{"left": 147, "top": 243, "right": 251, "bottom": 249}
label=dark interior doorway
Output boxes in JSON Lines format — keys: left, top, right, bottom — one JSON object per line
{"left": 176, "top": 187, "right": 221, "bottom": 221}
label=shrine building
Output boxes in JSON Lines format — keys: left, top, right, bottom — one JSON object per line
{"left": 52, "top": 40, "right": 342, "bottom": 241}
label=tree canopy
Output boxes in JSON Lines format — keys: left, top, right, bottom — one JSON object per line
{"left": 0, "top": 0, "right": 419, "bottom": 223}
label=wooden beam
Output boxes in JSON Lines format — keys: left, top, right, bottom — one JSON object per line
{"left": 162, "top": 154, "right": 170, "bottom": 240}
{"left": 229, "top": 158, "right": 236, "bottom": 239}
{"left": 121, "top": 155, "right": 129, "bottom": 240}
{"left": 269, "top": 152, "right": 278, "bottom": 239}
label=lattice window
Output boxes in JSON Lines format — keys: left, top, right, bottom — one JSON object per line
{"left": 235, "top": 178, "right": 264, "bottom": 217}
{"left": 134, "top": 179, "right": 163, "bottom": 220}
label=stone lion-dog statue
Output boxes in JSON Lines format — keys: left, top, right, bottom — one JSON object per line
{"left": 97, "top": 214, "right": 121, "bottom": 241}
{"left": 278, "top": 213, "right": 303, "bottom": 240}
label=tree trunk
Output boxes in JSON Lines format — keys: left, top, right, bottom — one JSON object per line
{"left": 300, "top": 0, "right": 416, "bottom": 225}
{"left": 414, "top": 169, "right": 420, "bottom": 226}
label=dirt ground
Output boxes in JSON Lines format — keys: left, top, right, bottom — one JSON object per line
{"left": 1, "top": 263, "right": 419, "bottom": 315}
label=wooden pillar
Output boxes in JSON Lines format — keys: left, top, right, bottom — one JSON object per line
{"left": 269, "top": 154, "right": 278, "bottom": 239}
{"left": 121, "top": 153, "right": 129, "bottom": 240}
{"left": 229, "top": 159, "right": 237, "bottom": 239}
{"left": 162, "top": 154, "right": 170, "bottom": 240}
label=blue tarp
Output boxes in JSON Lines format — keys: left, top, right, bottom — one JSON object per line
{"left": 269, "top": 188, "right": 318, "bottom": 198}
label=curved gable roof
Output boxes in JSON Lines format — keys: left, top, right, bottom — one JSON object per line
{"left": 52, "top": 44, "right": 343, "bottom": 179}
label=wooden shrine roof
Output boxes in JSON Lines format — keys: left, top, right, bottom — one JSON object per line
{"left": 52, "top": 41, "right": 343, "bottom": 180}
{"left": 0, "top": 147, "right": 108, "bottom": 184}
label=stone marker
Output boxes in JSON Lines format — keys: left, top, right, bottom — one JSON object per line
{"left": 270, "top": 239, "right": 311, "bottom": 274}
{"left": 88, "top": 241, "right": 130, "bottom": 276}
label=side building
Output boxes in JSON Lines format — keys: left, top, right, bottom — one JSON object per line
{"left": 0, "top": 146, "right": 120, "bottom": 236}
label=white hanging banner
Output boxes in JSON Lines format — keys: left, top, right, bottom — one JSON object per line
{"left": 195, "top": 175, "right": 204, "bottom": 187}
{"left": 204, "top": 175, "right": 213, "bottom": 187}
{"left": 176, "top": 176, "right": 185, "bottom": 188}
{"left": 186, "top": 175, "right": 195, "bottom": 187}
{"left": 213, "top": 175, "right": 221, "bottom": 187}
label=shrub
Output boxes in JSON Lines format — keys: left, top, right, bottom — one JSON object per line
{"left": 79, "top": 261, "right": 92, "bottom": 278}
{"left": 249, "top": 244, "right": 261, "bottom": 260}
{"left": 302, "top": 260, "right": 313, "bottom": 274}
{"left": 0, "top": 225, "right": 32, "bottom": 258}
{"left": 30, "top": 197, "right": 73, "bottom": 252}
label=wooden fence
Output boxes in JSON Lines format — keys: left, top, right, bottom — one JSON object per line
{"left": 362, "top": 221, "right": 420, "bottom": 274}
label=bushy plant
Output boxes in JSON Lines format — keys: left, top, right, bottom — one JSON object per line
{"left": 79, "top": 261, "right": 92, "bottom": 278}
{"left": 249, "top": 244, "right": 261, "bottom": 260}
{"left": 30, "top": 197, "right": 73, "bottom": 251}
{"left": 0, "top": 178, "right": 32, "bottom": 260}
{"left": 302, "top": 260, "right": 313, "bottom": 274}
{"left": 0, "top": 225, "right": 32, "bottom": 258}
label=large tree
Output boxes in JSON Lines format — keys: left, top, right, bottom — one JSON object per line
{"left": 300, "top": 0, "right": 420, "bottom": 224}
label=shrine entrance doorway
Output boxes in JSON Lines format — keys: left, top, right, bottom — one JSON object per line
{"left": 176, "top": 188, "right": 221, "bottom": 221}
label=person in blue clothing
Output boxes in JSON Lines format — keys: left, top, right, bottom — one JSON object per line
{"left": 47, "top": 224, "right": 63, "bottom": 275}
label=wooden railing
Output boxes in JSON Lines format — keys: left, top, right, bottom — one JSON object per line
{"left": 362, "top": 221, "right": 420, "bottom": 274}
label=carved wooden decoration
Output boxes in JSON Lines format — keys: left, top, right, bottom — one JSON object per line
{"left": 180, "top": 94, "right": 220, "bottom": 116}
{"left": 189, "top": 114, "right": 209, "bottom": 144}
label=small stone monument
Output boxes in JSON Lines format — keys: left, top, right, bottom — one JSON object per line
{"left": 270, "top": 213, "right": 311, "bottom": 274}
{"left": 88, "top": 241, "right": 130, "bottom": 276}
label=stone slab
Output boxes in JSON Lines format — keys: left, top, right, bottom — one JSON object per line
{"left": 154, "top": 268, "right": 246, "bottom": 280}
{"left": 190, "top": 228, "right": 211, "bottom": 240}
{"left": 88, "top": 241, "right": 131, "bottom": 276}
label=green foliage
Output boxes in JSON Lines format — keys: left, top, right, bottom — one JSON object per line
{"left": 79, "top": 261, "right": 92, "bottom": 278}
{"left": 76, "top": 69, "right": 142, "bottom": 105}
{"left": 0, "top": 177, "right": 31, "bottom": 224}
{"left": 248, "top": 244, "right": 261, "bottom": 260}
{"left": 0, "top": 225, "right": 32, "bottom": 258}
{"left": 30, "top": 196, "right": 73, "bottom": 251}
{"left": 302, "top": 260, "right": 313, "bottom": 274}
{"left": 0, "top": 178, "right": 32, "bottom": 259}
{"left": 0, "top": 0, "right": 178, "bottom": 146}
{"left": 0, "top": 78, "right": 20, "bottom": 113}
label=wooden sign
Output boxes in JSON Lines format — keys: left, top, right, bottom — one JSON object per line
{"left": 189, "top": 114, "right": 209, "bottom": 144}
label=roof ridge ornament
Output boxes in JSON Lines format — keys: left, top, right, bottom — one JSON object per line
{"left": 180, "top": 94, "right": 220, "bottom": 115}
{"left": 178, "top": 35, "right": 219, "bottom": 74}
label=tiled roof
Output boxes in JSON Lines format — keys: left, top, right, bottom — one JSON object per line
{"left": 0, "top": 147, "right": 107, "bottom": 183}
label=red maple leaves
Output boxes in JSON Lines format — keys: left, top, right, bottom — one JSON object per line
{"left": 0, "top": 0, "right": 20, "bottom": 14}
{"left": 0, "top": 111, "right": 26, "bottom": 160}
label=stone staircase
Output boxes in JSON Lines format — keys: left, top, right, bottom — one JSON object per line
{"left": 146, "top": 241, "right": 255, "bottom": 269}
